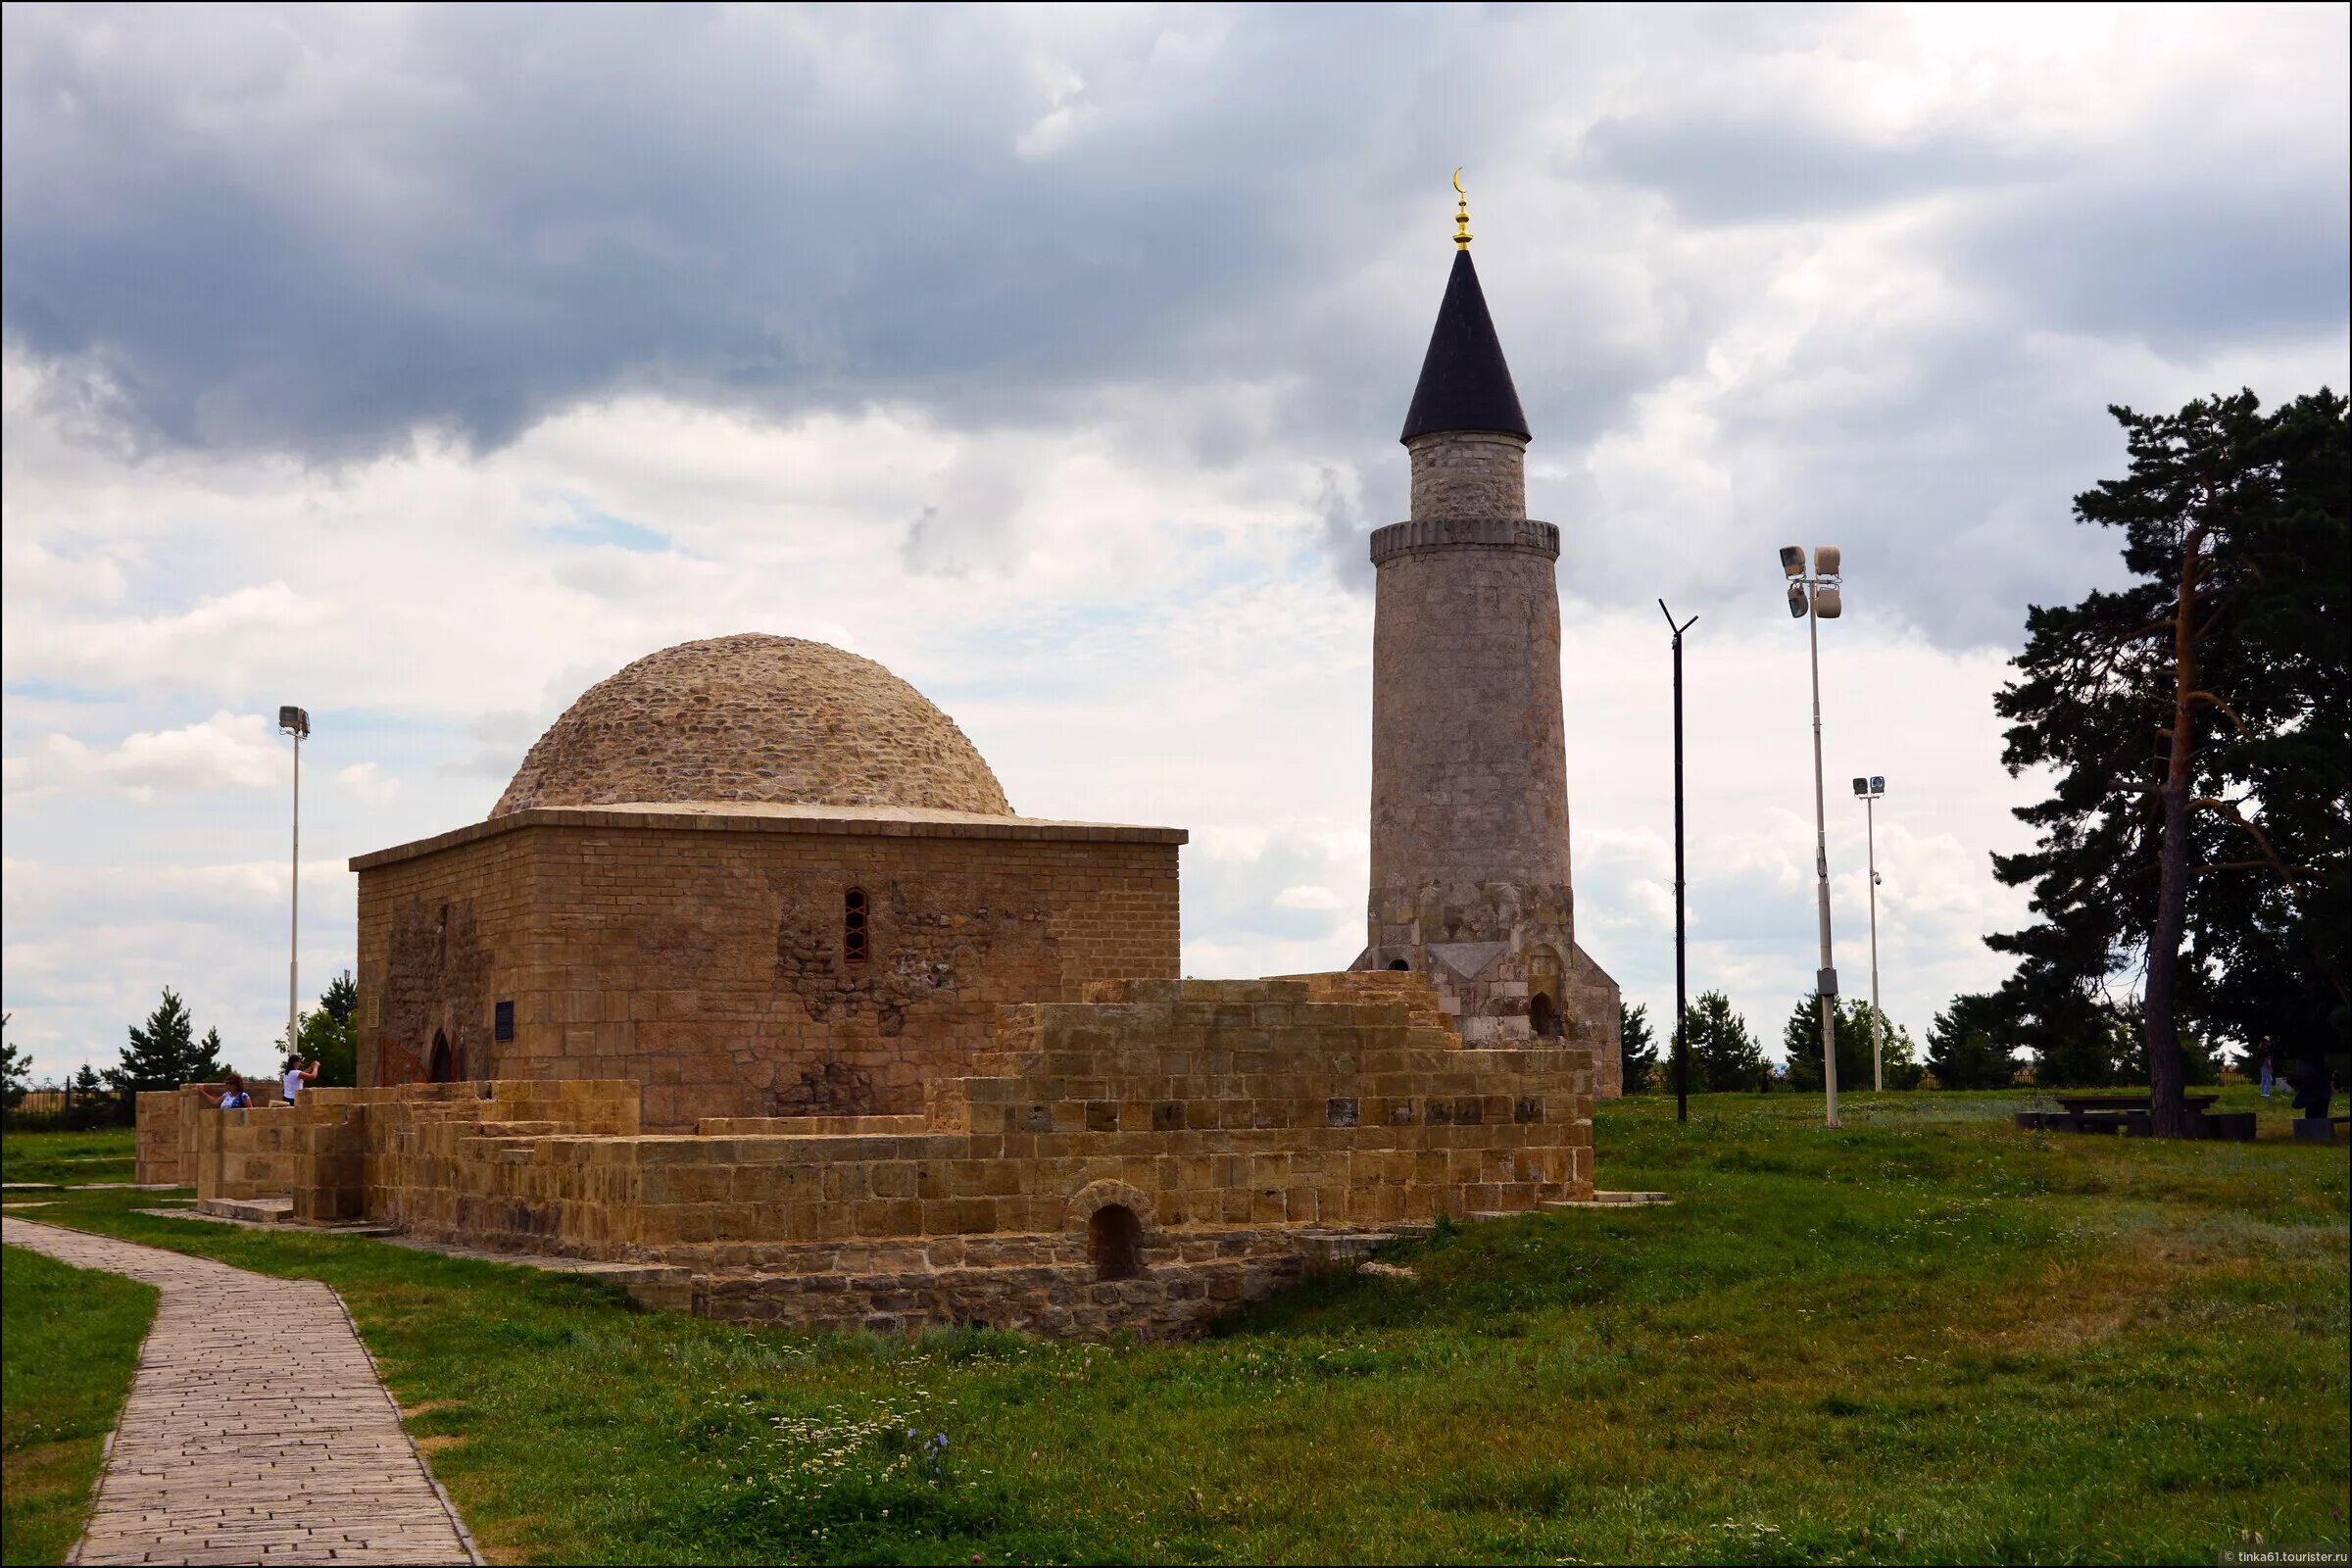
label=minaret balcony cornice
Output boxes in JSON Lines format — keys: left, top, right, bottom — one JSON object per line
{"left": 1368, "top": 517, "right": 1560, "bottom": 565}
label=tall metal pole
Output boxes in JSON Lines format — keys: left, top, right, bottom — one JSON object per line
{"left": 1660, "top": 601, "right": 1695, "bottom": 1123}
{"left": 1808, "top": 592, "right": 1840, "bottom": 1128}
{"left": 1866, "top": 791, "right": 1883, "bottom": 1093}
{"left": 287, "top": 725, "right": 301, "bottom": 1057}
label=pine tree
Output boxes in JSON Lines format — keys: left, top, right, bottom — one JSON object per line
{"left": 1925, "top": 994, "right": 2019, "bottom": 1090}
{"left": 1618, "top": 1003, "right": 1659, "bottom": 1093}
{"left": 1684, "top": 991, "right": 1767, "bottom": 1093}
{"left": 1990, "top": 390, "right": 2348, "bottom": 1133}
{"left": 105, "top": 989, "right": 226, "bottom": 1095}
{"left": 297, "top": 970, "right": 361, "bottom": 1088}
{"left": 320, "top": 971, "right": 357, "bottom": 1028}
{"left": 1, "top": 1012, "right": 26, "bottom": 1110}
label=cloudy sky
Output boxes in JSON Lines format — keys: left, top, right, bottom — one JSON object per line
{"left": 4, "top": 3, "right": 2346, "bottom": 1080}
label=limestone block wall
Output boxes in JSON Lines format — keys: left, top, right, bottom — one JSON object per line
{"left": 143, "top": 1082, "right": 287, "bottom": 1188}
{"left": 135, "top": 1092, "right": 182, "bottom": 1184}
{"left": 161, "top": 973, "right": 1595, "bottom": 1337}
{"left": 354, "top": 808, "right": 1183, "bottom": 1130}
{"left": 1568, "top": 942, "right": 1624, "bottom": 1098}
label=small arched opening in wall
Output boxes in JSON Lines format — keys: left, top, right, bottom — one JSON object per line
{"left": 1524, "top": 945, "right": 1564, "bottom": 1039}
{"left": 1089, "top": 1204, "right": 1143, "bottom": 1282}
{"left": 428, "top": 1030, "right": 453, "bottom": 1083}
{"left": 1387, "top": 958, "right": 1411, "bottom": 972}
{"left": 1530, "top": 992, "right": 1560, "bottom": 1039}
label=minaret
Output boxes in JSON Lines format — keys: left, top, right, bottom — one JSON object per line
{"left": 1360, "top": 175, "right": 1621, "bottom": 1088}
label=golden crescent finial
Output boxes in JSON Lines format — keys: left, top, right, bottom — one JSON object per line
{"left": 1452, "top": 167, "right": 1464, "bottom": 195}
{"left": 1452, "top": 168, "right": 1472, "bottom": 249}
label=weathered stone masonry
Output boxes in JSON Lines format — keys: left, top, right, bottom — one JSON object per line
{"left": 1359, "top": 240, "right": 1622, "bottom": 1088}
{"left": 354, "top": 804, "right": 1183, "bottom": 1131}
{"left": 170, "top": 972, "right": 1593, "bottom": 1339}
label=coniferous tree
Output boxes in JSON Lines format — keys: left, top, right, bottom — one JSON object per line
{"left": 1618, "top": 1003, "right": 1660, "bottom": 1093}
{"left": 320, "top": 971, "right": 357, "bottom": 1028}
{"left": 1990, "top": 390, "right": 2348, "bottom": 1134}
{"left": 1925, "top": 994, "right": 2020, "bottom": 1090}
{"left": 297, "top": 970, "right": 361, "bottom": 1088}
{"left": 1684, "top": 990, "right": 1768, "bottom": 1093}
{"left": 105, "top": 989, "right": 226, "bottom": 1094}
{"left": 1, "top": 1013, "right": 26, "bottom": 1110}
{"left": 1782, "top": 999, "right": 1919, "bottom": 1092}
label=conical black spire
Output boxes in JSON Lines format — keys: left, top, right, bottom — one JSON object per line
{"left": 1398, "top": 247, "right": 1530, "bottom": 443}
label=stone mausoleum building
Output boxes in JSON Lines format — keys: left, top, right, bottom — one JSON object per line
{"left": 139, "top": 202, "right": 1627, "bottom": 1338}
{"left": 350, "top": 633, "right": 1183, "bottom": 1132}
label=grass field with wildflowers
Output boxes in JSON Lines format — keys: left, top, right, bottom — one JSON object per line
{"left": 3, "top": 1089, "right": 2344, "bottom": 1564}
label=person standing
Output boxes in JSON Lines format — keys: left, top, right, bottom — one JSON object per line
{"left": 201, "top": 1071, "right": 251, "bottom": 1109}
{"left": 282, "top": 1055, "right": 319, "bottom": 1103}
{"left": 2258, "top": 1039, "right": 2275, "bottom": 1099}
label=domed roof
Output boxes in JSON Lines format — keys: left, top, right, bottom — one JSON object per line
{"left": 492, "top": 634, "right": 1013, "bottom": 818}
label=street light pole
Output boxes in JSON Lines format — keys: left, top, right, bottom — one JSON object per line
{"left": 278, "top": 706, "right": 311, "bottom": 1058}
{"left": 1660, "top": 601, "right": 1696, "bottom": 1124}
{"left": 1863, "top": 782, "right": 1884, "bottom": 1093}
{"left": 1780, "top": 547, "right": 1842, "bottom": 1129}
{"left": 1806, "top": 592, "right": 1838, "bottom": 1128}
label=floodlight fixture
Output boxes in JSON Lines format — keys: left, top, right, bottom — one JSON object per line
{"left": 1780, "top": 545, "right": 1805, "bottom": 577}
{"left": 1871, "top": 774, "right": 1886, "bottom": 795}
{"left": 1813, "top": 544, "right": 1841, "bottom": 576}
{"left": 277, "top": 705, "right": 310, "bottom": 739}
{"left": 1852, "top": 776, "right": 1868, "bottom": 796}
{"left": 1814, "top": 585, "right": 1842, "bottom": 618}
{"left": 1788, "top": 582, "right": 1808, "bottom": 617}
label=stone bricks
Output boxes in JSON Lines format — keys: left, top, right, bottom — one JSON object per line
{"left": 1, "top": 1217, "right": 474, "bottom": 1566}
{"left": 1406, "top": 430, "right": 1530, "bottom": 520}
{"left": 494, "top": 633, "right": 1012, "bottom": 817}
{"left": 352, "top": 807, "right": 1183, "bottom": 1130}
{"left": 159, "top": 973, "right": 1595, "bottom": 1340}
{"left": 1360, "top": 362, "right": 1623, "bottom": 1092}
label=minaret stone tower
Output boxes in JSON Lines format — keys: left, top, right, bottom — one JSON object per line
{"left": 1357, "top": 177, "right": 1622, "bottom": 1091}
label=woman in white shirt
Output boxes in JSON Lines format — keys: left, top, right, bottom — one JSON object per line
{"left": 282, "top": 1056, "right": 319, "bottom": 1102}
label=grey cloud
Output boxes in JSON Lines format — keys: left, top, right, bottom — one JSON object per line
{"left": 1, "top": 4, "right": 1530, "bottom": 461}
{"left": 6, "top": 5, "right": 2344, "bottom": 659}
{"left": 1582, "top": 110, "right": 2041, "bottom": 223}
{"left": 1954, "top": 174, "right": 2351, "bottom": 352}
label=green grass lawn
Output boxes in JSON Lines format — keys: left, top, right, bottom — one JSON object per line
{"left": 0, "top": 1245, "right": 158, "bottom": 1567}
{"left": 0, "top": 1129, "right": 136, "bottom": 1188}
{"left": 4, "top": 1091, "right": 2346, "bottom": 1565}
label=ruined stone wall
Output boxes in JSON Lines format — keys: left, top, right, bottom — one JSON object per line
{"left": 164, "top": 974, "right": 1594, "bottom": 1338}
{"left": 135, "top": 1091, "right": 182, "bottom": 1184}
{"left": 354, "top": 809, "right": 1183, "bottom": 1130}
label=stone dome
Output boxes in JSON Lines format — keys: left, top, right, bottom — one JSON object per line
{"left": 492, "top": 634, "right": 1013, "bottom": 818}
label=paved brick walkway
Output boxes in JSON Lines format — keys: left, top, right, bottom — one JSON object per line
{"left": 2, "top": 1217, "right": 476, "bottom": 1565}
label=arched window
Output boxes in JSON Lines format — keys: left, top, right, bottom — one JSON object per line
{"left": 1387, "top": 958, "right": 1411, "bottom": 972}
{"left": 428, "top": 1030, "right": 453, "bottom": 1083}
{"left": 1088, "top": 1204, "right": 1143, "bottom": 1282}
{"left": 843, "top": 889, "right": 869, "bottom": 964}
{"left": 1530, "top": 993, "right": 1560, "bottom": 1039}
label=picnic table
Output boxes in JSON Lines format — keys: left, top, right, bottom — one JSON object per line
{"left": 2052, "top": 1094, "right": 2219, "bottom": 1121}
{"left": 2018, "top": 1094, "right": 2249, "bottom": 1140}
